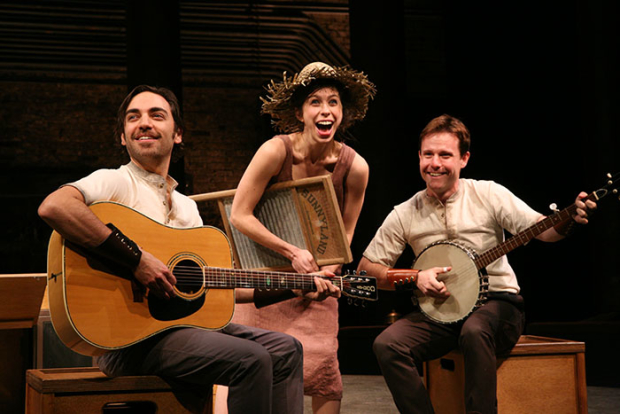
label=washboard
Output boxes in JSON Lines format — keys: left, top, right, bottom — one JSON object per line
{"left": 190, "top": 175, "right": 352, "bottom": 271}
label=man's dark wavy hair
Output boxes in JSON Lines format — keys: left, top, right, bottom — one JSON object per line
{"left": 115, "top": 85, "right": 185, "bottom": 141}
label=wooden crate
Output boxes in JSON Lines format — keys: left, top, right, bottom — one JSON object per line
{"left": 0, "top": 273, "right": 47, "bottom": 414}
{"left": 425, "top": 335, "right": 587, "bottom": 414}
{"left": 25, "top": 367, "right": 212, "bottom": 414}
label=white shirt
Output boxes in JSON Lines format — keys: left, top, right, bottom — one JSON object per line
{"left": 363, "top": 179, "right": 543, "bottom": 293}
{"left": 67, "top": 162, "right": 202, "bottom": 228}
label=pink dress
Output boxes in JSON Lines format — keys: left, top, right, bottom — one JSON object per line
{"left": 232, "top": 135, "right": 356, "bottom": 400}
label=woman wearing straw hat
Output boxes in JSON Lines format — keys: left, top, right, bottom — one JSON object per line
{"left": 230, "top": 61, "right": 375, "bottom": 413}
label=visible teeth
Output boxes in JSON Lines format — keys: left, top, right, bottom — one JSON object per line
{"left": 430, "top": 173, "right": 442, "bottom": 177}
{"left": 137, "top": 136, "right": 154, "bottom": 140}
{"left": 317, "top": 121, "right": 332, "bottom": 126}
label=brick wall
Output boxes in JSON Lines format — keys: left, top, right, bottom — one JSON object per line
{"left": 183, "top": 84, "right": 268, "bottom": 226}
{"left": 0, "top": 2, "right": 352, "bottom": 273}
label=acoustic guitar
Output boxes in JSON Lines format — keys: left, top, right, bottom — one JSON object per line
{"left": 388, "top": 172, "right": 619, "bottom": 324}
{"left": 47, "top": 201, "right": 377, "bottom": 356}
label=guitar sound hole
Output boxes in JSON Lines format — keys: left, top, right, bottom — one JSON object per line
{"left": 173, "top": 259, "right": 203, "bottom": 295}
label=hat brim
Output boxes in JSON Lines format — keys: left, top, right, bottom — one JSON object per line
{"left": 261, "top": 64, "right": 376, "bottom": 134}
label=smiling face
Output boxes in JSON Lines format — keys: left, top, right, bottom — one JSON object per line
{"left": 120, "top": 91, "right": 182, "bottom": 175}
{"left": 296, "top": 87, "right": 343, "bottom": 143}
{"left": 419, "top": 132, "right": 470, "bottom": 203}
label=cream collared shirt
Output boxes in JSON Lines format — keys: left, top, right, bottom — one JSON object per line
{"left": 67, "top": 162, "right": 202, "bottom": 228}
{"left": 363, "top": 179, "right": 543, "bottom": 293}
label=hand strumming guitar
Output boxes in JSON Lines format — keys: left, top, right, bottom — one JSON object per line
{"left": 134, "top": 250, "right": 177, "bottom": 300}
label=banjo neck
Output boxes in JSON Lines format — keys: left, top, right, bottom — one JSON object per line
{"left": 475, "top": 190, "right": 602, "bottom": 269}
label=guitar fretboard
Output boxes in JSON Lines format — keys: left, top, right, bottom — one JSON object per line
{"left": 201, "top": 267, "right": 343, "bottom": 291}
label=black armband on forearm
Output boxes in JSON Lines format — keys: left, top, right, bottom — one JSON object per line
{"left": 91, "top": 223, "right": 142, "bottom": 269}
{"left": 253, "top": 289, "right": 297, "bottom": 309}
{"left": 553, "top": 218, "right": 577, "bottom": 237}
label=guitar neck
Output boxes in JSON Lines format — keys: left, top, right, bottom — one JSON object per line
{"left": 475, "top": 193, "right": 595, "bottom": 269}
{"left": 202, "top": 267, "right": 342, "bottom": 291}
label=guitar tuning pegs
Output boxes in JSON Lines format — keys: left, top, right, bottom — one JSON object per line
{"left": 607, "top": 173, "right": 612, "bottom": 178}
{"left": 346, "top": 298, "right": 364, "bottom": 307}
{"left": 549, "top": 203, "right": 559, "bottom": 213}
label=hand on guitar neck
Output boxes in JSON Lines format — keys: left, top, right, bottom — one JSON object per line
{"left": 387, "top": 267, "right": 452, "bottom": 299}
{"left": 294, "top": 271, "right": 341, "bottom": 302}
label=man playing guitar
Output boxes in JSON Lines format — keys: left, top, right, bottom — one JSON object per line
{"left": 357, "top": 114, "right": 596, "bottom": 414}
{"left": 38, "top": 85, "right": 339, "bottom": 414}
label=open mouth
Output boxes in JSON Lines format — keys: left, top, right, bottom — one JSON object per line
{"left": 316, "top": 121, "right": 334, "bottom": 137}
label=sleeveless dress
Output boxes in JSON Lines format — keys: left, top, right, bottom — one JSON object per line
{"left": 232, "top": 135, "right": 356, "bottom": 400}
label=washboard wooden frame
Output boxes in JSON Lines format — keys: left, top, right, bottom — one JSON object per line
{"left": 190, "top": 175, "right": 352, "bottom": 271}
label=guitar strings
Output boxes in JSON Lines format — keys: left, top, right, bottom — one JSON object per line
{"left": 168, "top": 265, "right": 344, "bottom": 289}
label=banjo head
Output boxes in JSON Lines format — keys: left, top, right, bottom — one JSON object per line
{"left": 413, "top": 241, "right": 482, "bottom": 323}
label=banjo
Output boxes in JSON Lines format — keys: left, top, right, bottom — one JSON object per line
{"left": 388, "top": 172, "right": 620, "bottom": 324}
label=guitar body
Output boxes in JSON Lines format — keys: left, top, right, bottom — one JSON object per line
{"left": 47, "top": 201, "right": 235, "bottom": 356}
{"left": 413, "top": 241, "right": 488, "bottom": 323}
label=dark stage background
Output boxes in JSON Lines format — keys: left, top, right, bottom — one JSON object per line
{"left": 1, "top": 0, "right": 619, "bottom": 387}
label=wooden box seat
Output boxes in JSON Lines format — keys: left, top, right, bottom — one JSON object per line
{"left": 25, "top": 367, "right": 213, "bottom": 414}
{"left": 425, "top": 335, "right": 587, "bottom": 414}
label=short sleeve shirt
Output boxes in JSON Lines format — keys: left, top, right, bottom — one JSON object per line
{"left": 66, "top": 162, "right": 202, "bottom": 228}
{"left": 363, "top": 179, "right": 543, "bottom": 293}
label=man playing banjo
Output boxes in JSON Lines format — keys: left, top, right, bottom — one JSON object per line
{"left": 357, "top": 114, "right": 596, "bottom": 414}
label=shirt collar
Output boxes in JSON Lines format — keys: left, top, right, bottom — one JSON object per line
{"left": 126, "top": 161, "right": 179, "bottom": 192}
{"left": 424, "top": 179, "right": 464, "bottom": 206}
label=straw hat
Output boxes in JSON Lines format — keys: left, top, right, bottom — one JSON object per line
{"left": 261, "top": 62, "right": 376, "bottom": 134}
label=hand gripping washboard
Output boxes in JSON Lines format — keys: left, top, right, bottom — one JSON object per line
{"left": 190, "top": 175, "right": 352, "bottom": 271}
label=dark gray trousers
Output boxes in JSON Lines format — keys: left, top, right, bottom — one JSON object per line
{"left": 98, "top": 323, "right": 304, "bottom": 414}
{"left": 373, "top": 298, "right": 524, "bottom": 414}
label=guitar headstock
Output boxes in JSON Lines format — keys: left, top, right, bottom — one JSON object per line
{"left": 341, "top": 271, "right": 378, "bottom": 301}
{"left": 593, "top": 172, "right": 620, "bottom": 202}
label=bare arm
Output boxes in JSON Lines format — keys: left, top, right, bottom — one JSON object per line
{"left": 321, "top": 154, "right": 369, "bottom": 275}
{"left": 230, "top": 138, "right": 318, "bottom": 273}
{"left": 235, "top": 288, "right": 254, "bottom": 303}
{"left": 38, "top": 186, "right": 176, "bottom": 299}
{"left": 341, "top": 154, "right": 369, "bottom": 245}
{"left": 38, "top": 186, "right": 111, "bottom": 247}
{"left": 357, "top": 256, "right": 390, "bottom": 290}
